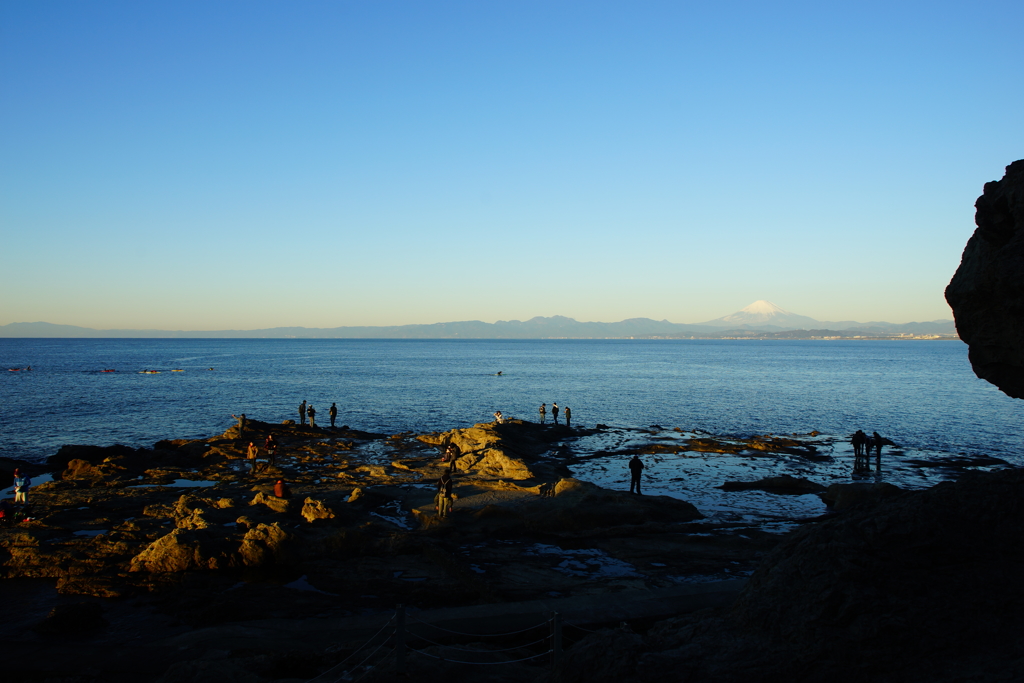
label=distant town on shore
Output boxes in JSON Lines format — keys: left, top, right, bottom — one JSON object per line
{"left": 0, "top": 301, "right": 957, "bottom": 341}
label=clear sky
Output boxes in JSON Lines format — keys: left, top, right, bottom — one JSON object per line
{"left": 2, "top": 1, "right": 1021, "bottom": 330}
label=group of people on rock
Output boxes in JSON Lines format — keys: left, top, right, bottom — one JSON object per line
{"left": 851, "top": 430, "right": 892, "bottom": 472}
{"left": 298, "top": 400, "right": 340, "bottom": 429}
{"left": 491, "top": 403, "right": 574, "bottom": 427}
{"left": 537, "top": 403, "right": 571, "bottom": 426}
{"left": 245, "top": 434, "right": 280, "bottom": 475}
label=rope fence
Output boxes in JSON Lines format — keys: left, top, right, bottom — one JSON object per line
{"left": 303, "top": 615, "right": 395, "bottom": 683}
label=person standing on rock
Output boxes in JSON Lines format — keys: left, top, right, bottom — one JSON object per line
{"left": 274, "top": 479, "right": 291, "bottom": 498}
{"left": 298, "top": 400, "right": 307, "bottom": 425}
{"left": 12, "top": 468, "right": 30, "bottom": 505}
{"left": 437, "top": 470, "right": 454, "bottom": 519}
{"left": 873, "top": 431, "right": 888, "bottom": 470}
{"left": 247, "top": 441, "right": 260, "bottom": 476}
{"left": 851, "top": 430, "right": 868, "bottom": 471}
{"left": 231, "top": 413, "right": 247, "bottom": 441}
{"left": 329, "top": 403, "right": 338, "bottom": 428}
{"left": 552, "top": 403, "right": 559, "bottom": 424}
{"left": 539, "top": 403, "right": 547, "bottom": 423}
{"left": 564, "top": 406, "right": 572, "bottom": 428}
{"left": 308, "top": 404, "right": 317, "bottom": 428}
{"left": 264, "top": 434, "right": 278, "bottom": 469}
{"left": 628, "top": 455, "right": 644, "bottom": 495}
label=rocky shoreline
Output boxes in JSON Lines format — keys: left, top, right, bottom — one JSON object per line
{"left": 2, "top": 418, "right": 1020, "bottom": 682}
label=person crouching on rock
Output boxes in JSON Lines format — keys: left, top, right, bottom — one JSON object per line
{"left": 12, "top": 469, "right": 31, "bottom": 505}
{"left": 436, "top": 471, "right": 454, "bottom": 519}
{"left": 443, "top": 442, "right": 459, "bottom": 463}
{"left": 274, "top": 479, "right": 291, "bottom": 499}
{"left": 247, "top": 442, "right": 259, "bottom": 475}
{"left": 628, "top": 456, "right": 644, "bottom": 495}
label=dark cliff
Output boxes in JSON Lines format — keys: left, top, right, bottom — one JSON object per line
{"left": 945, "top": 160, "right": 1024, "bottom": 398}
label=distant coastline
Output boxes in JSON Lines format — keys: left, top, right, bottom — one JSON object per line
{"left": 0, "top": 316, "right": 958, "bottom": 341}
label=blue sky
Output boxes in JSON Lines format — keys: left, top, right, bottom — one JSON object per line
{"left": 2, "top": 1, "right": 1021, "bottom": 330}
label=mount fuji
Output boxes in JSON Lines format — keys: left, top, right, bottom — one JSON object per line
{"left": 699, "top": 300, "right": 821, "bottom": 329}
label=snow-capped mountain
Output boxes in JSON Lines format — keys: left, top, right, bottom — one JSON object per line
{"left": 700, "top": 300, "right": 820, "bottom": 329}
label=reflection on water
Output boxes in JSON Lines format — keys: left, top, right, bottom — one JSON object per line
{"left": 562, "top": 426, "right": 1009, "bottom": 524}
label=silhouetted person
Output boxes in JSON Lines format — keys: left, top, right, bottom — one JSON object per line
{"left": 852, "top": 430, "right": 868, "bottom": 471}
{"left": 298, "top": 400, "right": 306, "bottom": 425}
{"left": 552, "top": 403, "right": 559, "bottom": 424}
{"left": 307, "top": 404, "right": 316, "bottom": 428}
{"left": 564, "top": 406, "right": 572, "bottom": 428}
{"left": 264, "top": 434, "right": 278, "bottom": 468}
{"left": 629, "top": 456, "right": 644, "bottom": 494}
{"left": 873, "top": 431, "right": 889, "bottom": 470}
{"left": 539, "top": 403, "right": 546, "bottom": 423}
{"left": 437, "top": 471, "right": 454, "bottom": 519}
{"left": 329, "top": 403, "right": 338, "bottom": 428}
{"left": 232, "top": 413, "right": 247, "bottom": 441}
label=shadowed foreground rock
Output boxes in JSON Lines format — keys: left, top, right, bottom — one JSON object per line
{"left": 555, "top": 468, "right": 1024, "bottom": 683}
{"left": 946, "top": 159, "right": 1024, "bottom": 398}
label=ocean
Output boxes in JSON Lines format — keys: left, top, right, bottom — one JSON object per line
{"left": 2, "top": 338, "right": 1021, "bottom": 467}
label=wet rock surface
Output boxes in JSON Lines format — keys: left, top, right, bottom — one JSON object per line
{"left": 558, "top": 468, "right": 1024, "bottom": 683}
{"left": 1, "top": 418, "right": 1018, "bottom": 682}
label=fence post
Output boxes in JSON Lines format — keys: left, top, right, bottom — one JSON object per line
{"left": 551, "top": 611, "right": 562, "bottom": 675}
{"left": 396, "top": 604, "right": 406, "bottom": 675}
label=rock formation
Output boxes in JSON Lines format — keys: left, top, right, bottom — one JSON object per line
{"left": 946, "top": 159, "right": 1024, "bottom": 397}
{"left": 558, "top": 468, "right": 1024, "bottom": 682}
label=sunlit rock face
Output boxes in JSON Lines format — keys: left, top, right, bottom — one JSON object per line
{"left": 946, "top": 160, "right": 1024, "bottom": 398}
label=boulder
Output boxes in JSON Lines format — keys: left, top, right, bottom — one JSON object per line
{"left": 719, "top": 475, "right": 827, "bottom": 495}
{"left": 519, "top": 478, "right": 703, "bottom": 533}
{"left": 47, "top": 444, "right": 136, "bottom": 470}
{"left": 61, "top": 458, "right": 106, "bottom": 482}
{"left": 237, "top": 523, "right": 292, "bottom": 566}
{"left": 418, "top": 423, "right": 549, "bottom": 480}
{"left": 454, "top": 449, "right": 535, "bottom": 479}
{"left": 129, "top": 528, "right": 236, "bottom": 572}
{"left": 946, "top": 159, "right": 1024, "bottom": 398}
{"left": 56, "top": 575, "right": 130, "bottom": 598}
{"left": 31, "top": 602, "right": 108, "bottom": 636}
{"left": 250, "top": 491, "right": 292, "bottom": 514}
{"left": 301, "top": 497, "right": 336, "bottom": 523}
{"left": 819, "top": 482, "right": 904, "bottom": 511}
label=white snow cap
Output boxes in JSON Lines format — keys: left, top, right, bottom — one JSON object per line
{"left": 739, "top": 300, "right": 790, "bottom": 316}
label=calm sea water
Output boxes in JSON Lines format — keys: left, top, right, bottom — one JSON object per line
{"left": 1, "top": 338, "right": 1022, "bottom": 466}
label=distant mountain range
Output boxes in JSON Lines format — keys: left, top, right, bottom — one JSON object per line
{"left": 0, "top": 301, "right": 957, "bottom": 339}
